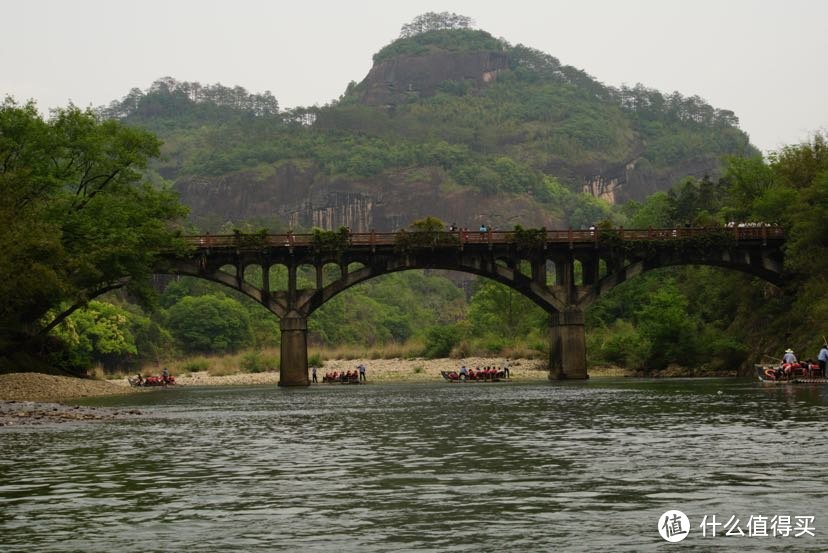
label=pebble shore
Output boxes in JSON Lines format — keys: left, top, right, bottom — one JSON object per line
{"left": 162, "top": 357, "right": 548, "bottom": 386}
{"left": 0, "top": 373, "right": 145, "bottom": 427}
{"left": 0, "top": 358, "right": 550, "bottom": 426}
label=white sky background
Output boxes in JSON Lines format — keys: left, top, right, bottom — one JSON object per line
{"left": 3, "top": 0, "right": 826, "bottom": 155}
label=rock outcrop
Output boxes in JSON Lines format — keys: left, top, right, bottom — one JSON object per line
{"left": 580, "top": 157, "right": 722, "bottom": 203}
{"left": 175, "top": 165, "right": 563, "bottom": 232}
{"left": 358, "top": 51, "right": 511, "bottom": 106}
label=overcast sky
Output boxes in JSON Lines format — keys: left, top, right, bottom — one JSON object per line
{"left": 4, "top": 0, "right": 826, "bottom": 154}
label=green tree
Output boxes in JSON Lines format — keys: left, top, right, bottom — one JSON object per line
{"left": 467, "top": 279, "right": 546, "bottom": 345}
{"left": 667, "top": 176, "right": 726, "bottom": 226}
{"left": 588, "top": 320, "right": 649, "bottom": 370}
{"left": 635, "top": 282, "right": 699, "bottom": 370}
{"left": 773, "top": 135, "right": 828, "bottom": 327}
{"left": 721, "top": 155, "right": 776, "bottom": 218}
{"left": 422, "top": 324, "right": 462, "bottom": 358}
{"left": 625, "top": 191, "right": 672, "bottom": 228}
{"left": 166, "top": 295, "right": 253, "bottom": 353}
{"left": 399, "top": 12, "right": 474, "bottom": 38}
{"left": 0, "top": 98, "right": 187, "bottom": 366}
{"left": 52, "top": 300, "right": 138, "bottom": 369}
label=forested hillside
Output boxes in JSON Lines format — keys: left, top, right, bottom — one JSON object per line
{"left": 99, "top": 15, "right": 755, "bottom": 233}
{"left": 3, "top": 12, "right": 824, "bottom": 377}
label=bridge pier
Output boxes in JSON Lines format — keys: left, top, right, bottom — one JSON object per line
{"left": 278, "top": 316, "right": 309, "bottom": 387}
{"left": 549, "top": 310, "right": 588, "bottom": 380}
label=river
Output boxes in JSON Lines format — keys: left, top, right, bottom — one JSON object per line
{"left": 1, "top": 378, "right": 826, "bottom": 552}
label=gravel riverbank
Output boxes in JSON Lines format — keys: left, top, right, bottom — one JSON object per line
{"left": 136, "top": 357, "right": 550, "bottom": 386}
{"left": 0, "top": 358, "right": 551, "bottom": 426}
{"left": 0, "top": 372, "right": 142, "bottom": 403}
{"left": 0, "top": 373, "right": 145, "bottom": 427}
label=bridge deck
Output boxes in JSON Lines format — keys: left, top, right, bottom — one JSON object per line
{"left": 181, "top": 227, "right": 784, "bottom": 249}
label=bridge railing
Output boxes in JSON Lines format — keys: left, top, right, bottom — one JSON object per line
{"left": 181, "top": 226, "right": 784, "bottom": 249}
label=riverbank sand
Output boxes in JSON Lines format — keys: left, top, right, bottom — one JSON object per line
{"left": 0, "top": 373, "right": 145, "bottom": 427}
{"left": 151, "top": 357, "right": 548, "bottom": 386}
{"left": 2, "top": 358, "right": 549, "bottom": 403}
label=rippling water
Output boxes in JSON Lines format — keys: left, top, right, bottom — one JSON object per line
{"left": 1, "top": 378, "right": 826, "bottom": 552}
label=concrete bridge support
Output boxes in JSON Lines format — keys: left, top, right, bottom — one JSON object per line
{"left": 549, "top": 310, "right": 588, "bottom": 380}
{"left": 279, "top": 316, "right": 309, "bottom": 386}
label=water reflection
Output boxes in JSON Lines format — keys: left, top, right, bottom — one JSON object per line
{"left": 1, "top": 379, "right": 827, "bottom": 552}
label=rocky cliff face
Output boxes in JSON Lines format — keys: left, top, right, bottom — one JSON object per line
{"left": 579, "top": 157, "right": 723, "bottom": 203}
{"left": 353, "top": 49, "right": 726, "bottom": 205}
{"left": 358, "top": 51, "right": 511, "bottom": 106}
{"left": 175, "top": 164, "right": 562, "bottom": 232}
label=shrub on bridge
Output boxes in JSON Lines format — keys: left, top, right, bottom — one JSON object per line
{"left": 598, "top": 228, "right": 736, "bottom": 259}
{"left": 394, "top": 216, "right": 460, "bottom": 250}
{"left": 512, "top": 225, "right": 546, "bottom": 253}
{"left": 232, "top": 228, "right": 268, "bottom": 248}
{"left": 311, "top": 227, "right": 350, "bottom": 254}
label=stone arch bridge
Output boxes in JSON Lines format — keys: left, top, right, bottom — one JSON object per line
{"left": 158, "top": 227, "right": 786, "bottom": 386}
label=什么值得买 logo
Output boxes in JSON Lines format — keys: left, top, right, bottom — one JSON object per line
{"left": 658, "top": 510, "right": 690, "bottom": 542}
{"left": 657, "top": 510, "right": 815, "bottom": 541}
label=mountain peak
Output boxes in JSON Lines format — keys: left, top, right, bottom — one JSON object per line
{"left": 372, "top": 28, "right": 507, "bottom": 65}
{"left": 360, "top": 44, "right": 511, "bottom": 107}
{"left": 353, "top": 13, "right": 511, "bottom": 106}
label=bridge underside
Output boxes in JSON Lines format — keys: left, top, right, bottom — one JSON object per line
{"left": 162, "top": 232, "right": 785, "bottom": 386}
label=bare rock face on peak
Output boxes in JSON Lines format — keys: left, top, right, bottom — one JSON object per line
{"left": 175, "top": 165, "right": 562, "bottom": 233}
{"left": 359, "top": 51, "right": 511, "bottom": 106}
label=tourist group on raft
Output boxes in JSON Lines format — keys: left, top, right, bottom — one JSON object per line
{"left": 767, "top": 345, "right": 828, "bottom": 380}
{"left": 128, "top": 367, "right": 175, "bottom": 387}
{"left": 442, "top": 365, "right": 510, "bottom": 381}
{"left": 314, "top": 364, "right": 366, "bottom": 384}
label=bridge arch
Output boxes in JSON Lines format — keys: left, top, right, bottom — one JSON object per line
{"left": 160, "top": 228, "right": 786, "bottom": 386}
{"left": 579, "top": 254, "right": 785, "bottom": 310}
{"left": 166, "top": 261, "right": 283, "bottom": 316}
{"left": 303, "top": 259, "right": 566, "bottom": 317}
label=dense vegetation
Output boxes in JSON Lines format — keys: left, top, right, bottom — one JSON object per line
{"left": 2, "top": 13, "right": 823, "bottom": 377}
{"left": 0, "top": 99, "right": 187, "bottom": 373}
{"left": 97, "top": 23, "right": 755, "bottom": 208}
{"left": 9, "top": 130, "right": 823, "bottom": 377}
{"left": 587, "top": 135, "right": 828, "bottom": 372}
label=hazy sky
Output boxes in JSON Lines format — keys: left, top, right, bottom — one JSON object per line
{"left": 4, "top": 0, "right": 826, "bottom": 154}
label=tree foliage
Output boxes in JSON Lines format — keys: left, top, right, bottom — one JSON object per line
{"left": 166, "top": 295, "right": 253, "bottom": 353}
{"left": 399, "top": 12, "right": 474, "bottom": 38}
{"left": 0, "top": 98, "right": 187, "bottom": 367}
{"left": 52, "top": 300, "right": 138, "bottom": 368}
{"left": 99, "top": 77, "right": 280, "bottom": 123}
{"left": 591, "top": 133, "right": 828, "bottom": 373}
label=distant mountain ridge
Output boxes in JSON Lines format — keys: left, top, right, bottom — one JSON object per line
{"left": 102, "top": 25, "right": 757, "bottom": 232}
